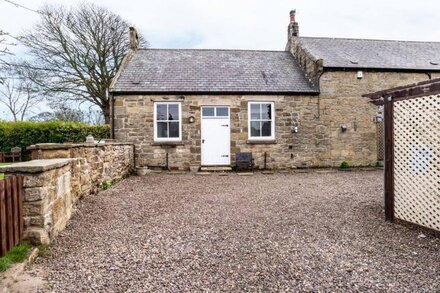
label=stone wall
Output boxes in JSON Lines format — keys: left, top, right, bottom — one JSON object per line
{"left": 28, "top": 142, "right": 134, "bottom": 199}
{"left": 0, "top": 143, "right": 134, "bottom": 244}
{"left": 113, "top": 71, "right": 440, "bottom": 170}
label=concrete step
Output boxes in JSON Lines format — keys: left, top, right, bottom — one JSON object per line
{"left": 200, "top": 166, "right": 232, "bottom": 172}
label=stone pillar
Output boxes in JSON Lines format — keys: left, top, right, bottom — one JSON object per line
{"left": 0, "top": 159, "right": 74, "bottom": 245}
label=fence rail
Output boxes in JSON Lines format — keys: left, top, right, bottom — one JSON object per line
{"left": 0, "top": 175, "right": 24, "bottom": 257}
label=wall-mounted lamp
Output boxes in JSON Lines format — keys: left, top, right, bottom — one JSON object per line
{"left": 188, "top": 116, "right": 195, "bottom": 123}
{"left": 340, "top": 124, "right": 348, "bottom": 132}
{"left": 373, "top": 113, "right": 383, "bottom": 123}
{"left": 290, "top": 125, "right": 299, "bottom": 133}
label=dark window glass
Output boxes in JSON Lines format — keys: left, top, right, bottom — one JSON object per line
{"left": 169, "top": 122, "right": 179, "bottom": 138}
{"left": 157, "top": 122, "right": 168, "bottom": 138}
{"left": 261, "top": 121, "right": 272, "bottom": 136}
{"left": 168, "top": 104, "right": 179, "bottom": 120}
{"left": 250, "top": 121, "right": 261, "bottom": 137}
{"left": 261, "top": 104, "right": 272, "bottom": 120}
{"left": 250, "top": 104, "right": 261, "bottom": 120}
{"left": 156, "top": 104, "right": 167, "bottom": 120}
{"left": 216, "top": 107, "right": 228, "bottom": 117}
{"left": 202, "top": 107, "right": 215, "bottom": 116}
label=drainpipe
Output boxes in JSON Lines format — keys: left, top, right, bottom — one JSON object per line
{"left": 426, "top": 72, "right": 432, "bottom": 80}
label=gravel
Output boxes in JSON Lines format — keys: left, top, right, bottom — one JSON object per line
{"left": 35, "top": 171, "right": 440, "bottom": 292}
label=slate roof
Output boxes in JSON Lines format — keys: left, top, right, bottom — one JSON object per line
{"left": 111, "top": 49, "right": 318, "bottom": 94}
{"left": 298, "top": 37, "right": 440, "bottom": 71}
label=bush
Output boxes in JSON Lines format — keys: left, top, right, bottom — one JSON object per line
{"left": 0, "top": 121, "right": 110, "bottom": 152}
{"left": 339, "top": 161, "right": 350, "bottom": 169}
{"left": 101, "top": 180, "right": 110, "bottom": 190}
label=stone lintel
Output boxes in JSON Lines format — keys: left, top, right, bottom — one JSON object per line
{"left": 0, "top": 159, "right": 73, "bottom": 173}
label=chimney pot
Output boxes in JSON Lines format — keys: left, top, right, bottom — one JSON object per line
{"left": 288, "top": 10, "right": 299, "bottom": 38}
{"left": 290, "top": 10, "right": 296, "bottom": 23}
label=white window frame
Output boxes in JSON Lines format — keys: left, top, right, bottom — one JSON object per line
{"left": 153, "top": 102, "right": 182, "bottom": 142}
{"left": 248, "top": 101, "right": 275, "bottom": 140}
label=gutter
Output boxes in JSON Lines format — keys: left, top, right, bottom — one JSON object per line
{"left": 108, "top": 90, "right": 320, "bottom": 96}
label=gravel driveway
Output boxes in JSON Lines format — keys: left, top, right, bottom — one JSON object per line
{"left": 34, "top": 171, "right": 439, "bottom": 292}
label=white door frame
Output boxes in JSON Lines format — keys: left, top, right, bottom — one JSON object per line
{"left": 200, "top": 106, "right": 231, "bottom": 166}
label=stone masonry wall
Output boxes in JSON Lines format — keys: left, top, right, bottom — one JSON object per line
{"left": 29, "top": 143, "right": 134, "bottom": 200}
{"left": 1, "top": 143, "right": 134, "bottom": 244}
{"left": 114, "top": 70, "right": 440, "bottom": 170}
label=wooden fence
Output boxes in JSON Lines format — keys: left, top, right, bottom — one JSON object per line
{"left": 0, "top": 175, "right": 24, "bottom": 257}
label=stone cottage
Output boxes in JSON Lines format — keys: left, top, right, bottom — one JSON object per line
{"left": 109, "top": 11, "right": 440, "bottom": 170}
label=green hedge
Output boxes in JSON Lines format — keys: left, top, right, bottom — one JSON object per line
{"left": 0, "top": 121, "right": 110, "bottom": 152}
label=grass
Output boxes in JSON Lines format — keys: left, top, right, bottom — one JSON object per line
{"left": 0, "top": 163, "right": 11, "bottom": 180}
{"left": 0, "top": 243, "right": 32, "bottom": 272}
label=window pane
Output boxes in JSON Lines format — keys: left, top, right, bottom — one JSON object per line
{"left": 169, "top": 122, "right": 179, "bottom": 138}
{"left": 157, "top": 122, "right": 168, "bottom": 138}
{"left": 261, "top": 121, "right": 272, "bottom": 137}
{"left": 202, "top": 107, "right": 215, "bottom": 116}
{"left": 250, "top": 121, "right": 261, "bottom": 137}
{"left": 261, "top": 103, "right": 272, "bottom": 120}
{"left": 156, "top": 104, "right": 167, "bottom": 120}
{"left": 250, "top": 104, "right": 261, "bottom": 120}
{"left": 168, "top": 104, "right": 179, "bottom": 120}
{"left": 216, "top": 107, "right": 228, "bottom": 117}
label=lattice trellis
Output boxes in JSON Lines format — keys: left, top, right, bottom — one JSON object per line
{"left": 393, "top": 94, "right": 440, "bottom": 231}
{"left": 376, "top": 121, "right": 384, "bottom": 161}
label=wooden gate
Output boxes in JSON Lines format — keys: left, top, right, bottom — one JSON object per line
{"left": 365, "top": 79, "right": 440, "bottom": 232}
{"left": 0, "top": 175, "right": 24, "bottom": 257}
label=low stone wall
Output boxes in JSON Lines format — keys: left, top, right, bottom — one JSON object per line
{"left": 0, "top": 142, "right": 134, "bottom": 244}
{"left": 29, "top": 142, "right": 134, "bottom": 198}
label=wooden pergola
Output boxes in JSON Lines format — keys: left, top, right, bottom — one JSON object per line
{"left": 363, "top": 79, "right": 440, "bottom": 232}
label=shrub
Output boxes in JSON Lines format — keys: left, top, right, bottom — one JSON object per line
{"left": 101, "top": 180, "right": 110, "bottom": 190}
{"left": 0, "top": 121, "right": 110, "bottom": 152}
{"left": 339, "top": 161, "right": 350, "bottom": 169}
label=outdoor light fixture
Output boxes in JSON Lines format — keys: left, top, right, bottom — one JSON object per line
{"left": 373, "top": 113, "right": 383, "bottom": 123}
{"left": 290, "top": 125, "right": 299, "bottom": 133}
{"left": 340, "top": 124, "right": 348, "bottom": 132}
{"left": 188, "top": 116, "right": 195, "bottom": 123}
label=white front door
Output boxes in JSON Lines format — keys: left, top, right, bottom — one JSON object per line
{"left": 201, "top": 106, "right": 230, "bottom": 166}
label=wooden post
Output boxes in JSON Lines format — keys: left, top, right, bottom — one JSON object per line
{"left": 5, "top": 177, "right": 13, "bottom": 250}
{"left": 384, "top": 99, "right": 395, "bottom": 221}
{"left": 17, "top": 176, "right": 24, "bottom": 242}
{"left": 0, "top": 180, "right": 6, "bottom": 257}
{"left": 11, "top": 176, "right": 19, "bottom": 245}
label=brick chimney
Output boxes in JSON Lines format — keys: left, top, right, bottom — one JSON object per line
{"left": 129, "top": 26, "right": 139, "bottom": 50}
{"left": 288, "top": 10, "right": 299, "bottom": 38}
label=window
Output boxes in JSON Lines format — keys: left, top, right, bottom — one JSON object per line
{"left": 154, "top": 102, "right": 182, "bottom": 141}
{"left": 248, "top": 102, "right": 275, "bottom": 140}
{"left": 201, "top": 106, "right": 229, "bottom": 118}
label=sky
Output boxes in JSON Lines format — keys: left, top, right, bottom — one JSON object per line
{"left": 1, "top": 0, "right": 439, "bottom": 51}
{"left": 1, "top": 0, "right": 440, "bottom": 119}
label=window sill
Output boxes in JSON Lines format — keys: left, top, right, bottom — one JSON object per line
{"left": 152, "top": 141, "right": 184, "bottom": 146}
{"left": 246, "top": 139, "right": 277, "bottom": 145}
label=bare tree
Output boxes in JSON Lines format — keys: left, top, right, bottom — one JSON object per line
{"left": 0, "top": 78, "right": 40, "bottom": 121}
{"left": 18, "top": 3, "right": 147, "bottom": 123}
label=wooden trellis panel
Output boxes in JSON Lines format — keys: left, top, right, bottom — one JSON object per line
{"left": 376, "top": 121, "right": 385, "bottom": 161}
{"left": 393, "top": 94, "right": 440, "bottom": 231}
